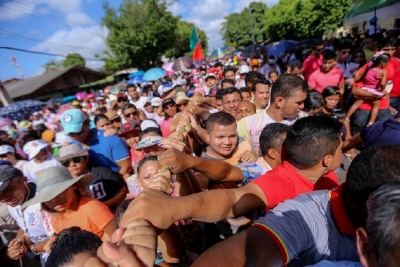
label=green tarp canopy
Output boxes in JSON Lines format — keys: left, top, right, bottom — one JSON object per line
{"left": 345, "top": 0, "right": 400, "bottom": 18}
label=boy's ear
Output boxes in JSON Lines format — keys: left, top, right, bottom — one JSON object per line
{"left": 267, "top": 148, "right": 278, "bottom": 160}
{"left": 356, "top": 227, "right": 374, "bottom": 267}
{"left": 321, "top": 154, "right": 333, "bottom": 168}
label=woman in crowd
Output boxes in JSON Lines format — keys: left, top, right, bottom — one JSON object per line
{"left": 94, "top": 114, "right": 113, "bottom": 131}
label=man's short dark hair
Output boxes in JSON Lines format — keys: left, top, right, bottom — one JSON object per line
{"left": 206, "top": 112, "right": 236, "bottom": 132}
{"left": 322, "top": 50, "right": 337, "bottom": 61}
{"left": 245, "top": 71, "right": 265, "bottom": 89}
{"left": 46, "top": 227, "right": 102, "bottom": 267}
{"left": 284, "top": 116, "right": 341, "bottom": 169}
{"left": 338, "top": 41, "right": 354, "bottom": 51}
{"left": 253, "top": 79, "right": 271, "bottom": 93}
{"left": 216, "top": 89, "right": 225, "bottom": 100}
{"left": 223, "top": 66, "right": 237, "bottom": 77}
{"left": 270, "top": 74, "right": 308, "bottom": 102}
{"left": 221, "top": 79, "right": 236, "bottom": 88}
{"left": 289, "top": 60, "right": 302, "bottom": 70}
{"left": 259, "top": 123, "right": 290, "bottom": 157}
{"left": 343, "top": 145, "right": 400, "bottom": 228}
{"left": 121, "top": 103, "right": 137, "bottom": 112}
{"left": 221, "top": 87, "right": 242, "bottom": 102}
{"left": 239, "top": 87, "right": 251, "bottom": 94}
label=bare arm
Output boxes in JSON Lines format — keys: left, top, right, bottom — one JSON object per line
{"left": 157, "top": 224, "right": 184, "bottom": 264}
{"left": 193, "top": 226, "right": 283, "bottom": 267}
{"left": 120, "top": 183, "right": 267, "bottom": 231}
{"left": 158, "top": 148, "right": 244, "bottom": 182}
{"left": 342, "top": 133, "right": 364, "bottom": 152}
{"left": 117, "top": 158, "right": 133, "bottom": 179}
{"left": 352, "top": 86, "right": 384, "bottom": 100}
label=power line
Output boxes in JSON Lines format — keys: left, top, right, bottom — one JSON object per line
{"left": 0, "top": 47, "right": 103, "bottom": 61}
{"left": 0, "top": 30, "right": 100, "bottom": 50}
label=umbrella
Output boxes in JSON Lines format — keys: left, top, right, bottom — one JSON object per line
{"left": 128, "top": 75, "right": 144, "bottom": 84}
{"left": 172, "top": 56, "right": 193, "bottom": 71}
{"left": 143, "top": 68, "right": 166, "bottom": 81}
{"left": 0, "top": 117, "right": 13, "bottom": 128}
{"left": 0, "top": 100, "right": 46, "bottom": 121}
{"left": 129, "top": 71, "right": 145, "bottom": 79}
{"left": 61, "top": 95, "right": 76, "bottom": 104}
{"left": 207, "top": 46, "right": 235, "bottom": 61}
{"left": 162, "top": 62, "right": 174, "bottom": 72}
{"left": 267, "top": 40, "right": 299, "bottom": 57}
{"left": 241, "top": 44, "right": 267, "bottom": 58}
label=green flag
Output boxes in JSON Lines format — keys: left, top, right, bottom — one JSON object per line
{"left": 189, "top": 27, "right": 198, "bottom": 50}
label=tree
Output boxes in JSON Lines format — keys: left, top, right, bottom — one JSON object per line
{"left": 101, "top": 0, "right": 206, "bottom": 71}
{"left": 221, "top": 2, "right": 268, "bottom": 48}
{"left": 164, "top": 20, "right": 208, "bottom": 59}
{"left": 264, "top": 0, "right": 352, "bottom": 40}
{"left": 43, "top": 60, "right": 63, "bottom": 73}
{"left": 63, "top": 53, "right": 86, "bottom": 67}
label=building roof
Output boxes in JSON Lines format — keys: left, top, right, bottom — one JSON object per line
{"left": 5, "top": 66, "right": 105, "bottom": 99}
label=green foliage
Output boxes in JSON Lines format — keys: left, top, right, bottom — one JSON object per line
{"left": 164, "top": 20, "right": 208, "bottom": 59}
{"left": 63, "top": 53, "right": 86, "bottom": 67}
{"left": 222, "top": 2, "right": 267, "bottom": 48}
{"left": 43, "top": 60, "right": 63, "bottom": 73}
{"left": 222, "top": 0, "right": 352, "bottom": 44}
{"left": 101, "top": 0, "right": 208, "bottom": 71}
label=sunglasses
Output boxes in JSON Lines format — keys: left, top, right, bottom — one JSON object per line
{"left": 124, "top": 111, "right": 138, "bottom": 117}
{"left": 110, "top": 117, "right": 121, "bottom": 123}
{"left": 61, "top": 156, "right": 82, "bottom": 167}
{"left": 177, "top": 102, "right": 188, "bottom": 108}
{"left": 118, "top": 97, "right": 128, "bottom": 103}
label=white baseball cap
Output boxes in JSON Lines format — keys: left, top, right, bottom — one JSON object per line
{"left": 151, "top": 97, "right": 162, "bottom": 107}
{"left": 239, "top": 65, "right": 250, "bottom": 74}
{"left": 0, "top": 145, "right": 15, "bottom": 155}
{"left": 23, "top": 139, "right": 49, "bottom": 160}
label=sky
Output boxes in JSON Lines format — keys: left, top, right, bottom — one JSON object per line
{"left": 0, "top": 0, "right": 279, "bottom": 80}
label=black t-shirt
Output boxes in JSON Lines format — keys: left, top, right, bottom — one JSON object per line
{"left": 89, "top": 167, "right": 125, "bottom": 202}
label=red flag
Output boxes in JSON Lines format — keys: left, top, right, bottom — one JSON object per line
{"left": 193, "top": 42, "right": 204, "bottom": 61}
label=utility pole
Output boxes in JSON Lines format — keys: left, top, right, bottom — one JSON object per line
{"left": 10, "top": 56, "right": 24, "bottom": 79}
{"left": 0, "top": 80, "right": 13, "bottom": 106}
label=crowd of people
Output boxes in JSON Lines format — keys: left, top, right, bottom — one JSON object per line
{"left": 0, "top": 31, "right": 400, "bottom": 267}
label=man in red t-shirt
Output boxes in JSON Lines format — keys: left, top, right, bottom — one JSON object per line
{"left": 302, "top": 41, "right": 324, "bottom": 82}
{"left": 351, "top": 38, "right": 399, "bottom": 134}
{"left": 308, "top": 50, "right": 344, "bottom": 93}
{"left": 119, "top": 116, "right": 343, "bottom": 231}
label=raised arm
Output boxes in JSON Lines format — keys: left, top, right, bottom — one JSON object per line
{"left": 120, "top": 183, "right": 267, "bottom": 231}
{"left": 158, "top": 148, "right": 244, "bottom": 182}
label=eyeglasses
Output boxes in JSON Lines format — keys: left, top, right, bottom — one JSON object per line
{"left": 177, "top": 102, "right": 188, "bottom": 108}
{"left": 124, "top": 111, "right": 138, "bottom": 117}
{"left": 61, "top": 156, "right": 82, "bottom": 167}
{"left": 110, "top": 117, "right": 121, "bottom": 124}
{"left": 118, "top": 97, "right": 128, "bottom": 103}
{"left": 163, "top": 104, "right": 175, "bottom": 110}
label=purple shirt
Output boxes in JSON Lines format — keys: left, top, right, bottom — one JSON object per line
{"left": 361, "top": 117, "right": 400, "bottom": 147}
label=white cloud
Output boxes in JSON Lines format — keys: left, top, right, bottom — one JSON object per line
{"left": 34, "top": 25, "right": 108, "bottom": 70}
{"left": 67, "top": 12, "right": 94, "bottom": 26}
{"left": 0, "top": 0, "right": 36, "bottom": 20}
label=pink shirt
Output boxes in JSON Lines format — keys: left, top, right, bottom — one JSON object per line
{"left": 308, "top": 67, "right": 344, "bottom": 93}
{"left": 302, "top": 55, "right": 322, "bottom": 82}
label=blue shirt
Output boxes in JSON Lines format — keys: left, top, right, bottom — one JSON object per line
{"left": 88, "top": 129, "right": 130, "bottom": 173}
{"left": 361, "top": 117, "right": 400, "bottom": 147}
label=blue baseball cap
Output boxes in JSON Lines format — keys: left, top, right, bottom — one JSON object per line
{"left": 60, "top": 109, "right": 86, "bottom": 134}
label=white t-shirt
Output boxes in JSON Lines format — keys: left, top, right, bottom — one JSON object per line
{"left": 237, "top": 111, "right": 300, "bottom": 155}
{"left": 8, "top": 203, "right": 53, "bottom": 266}
{"left": 22, "top": 158, "right": 61, "bottom": 184}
